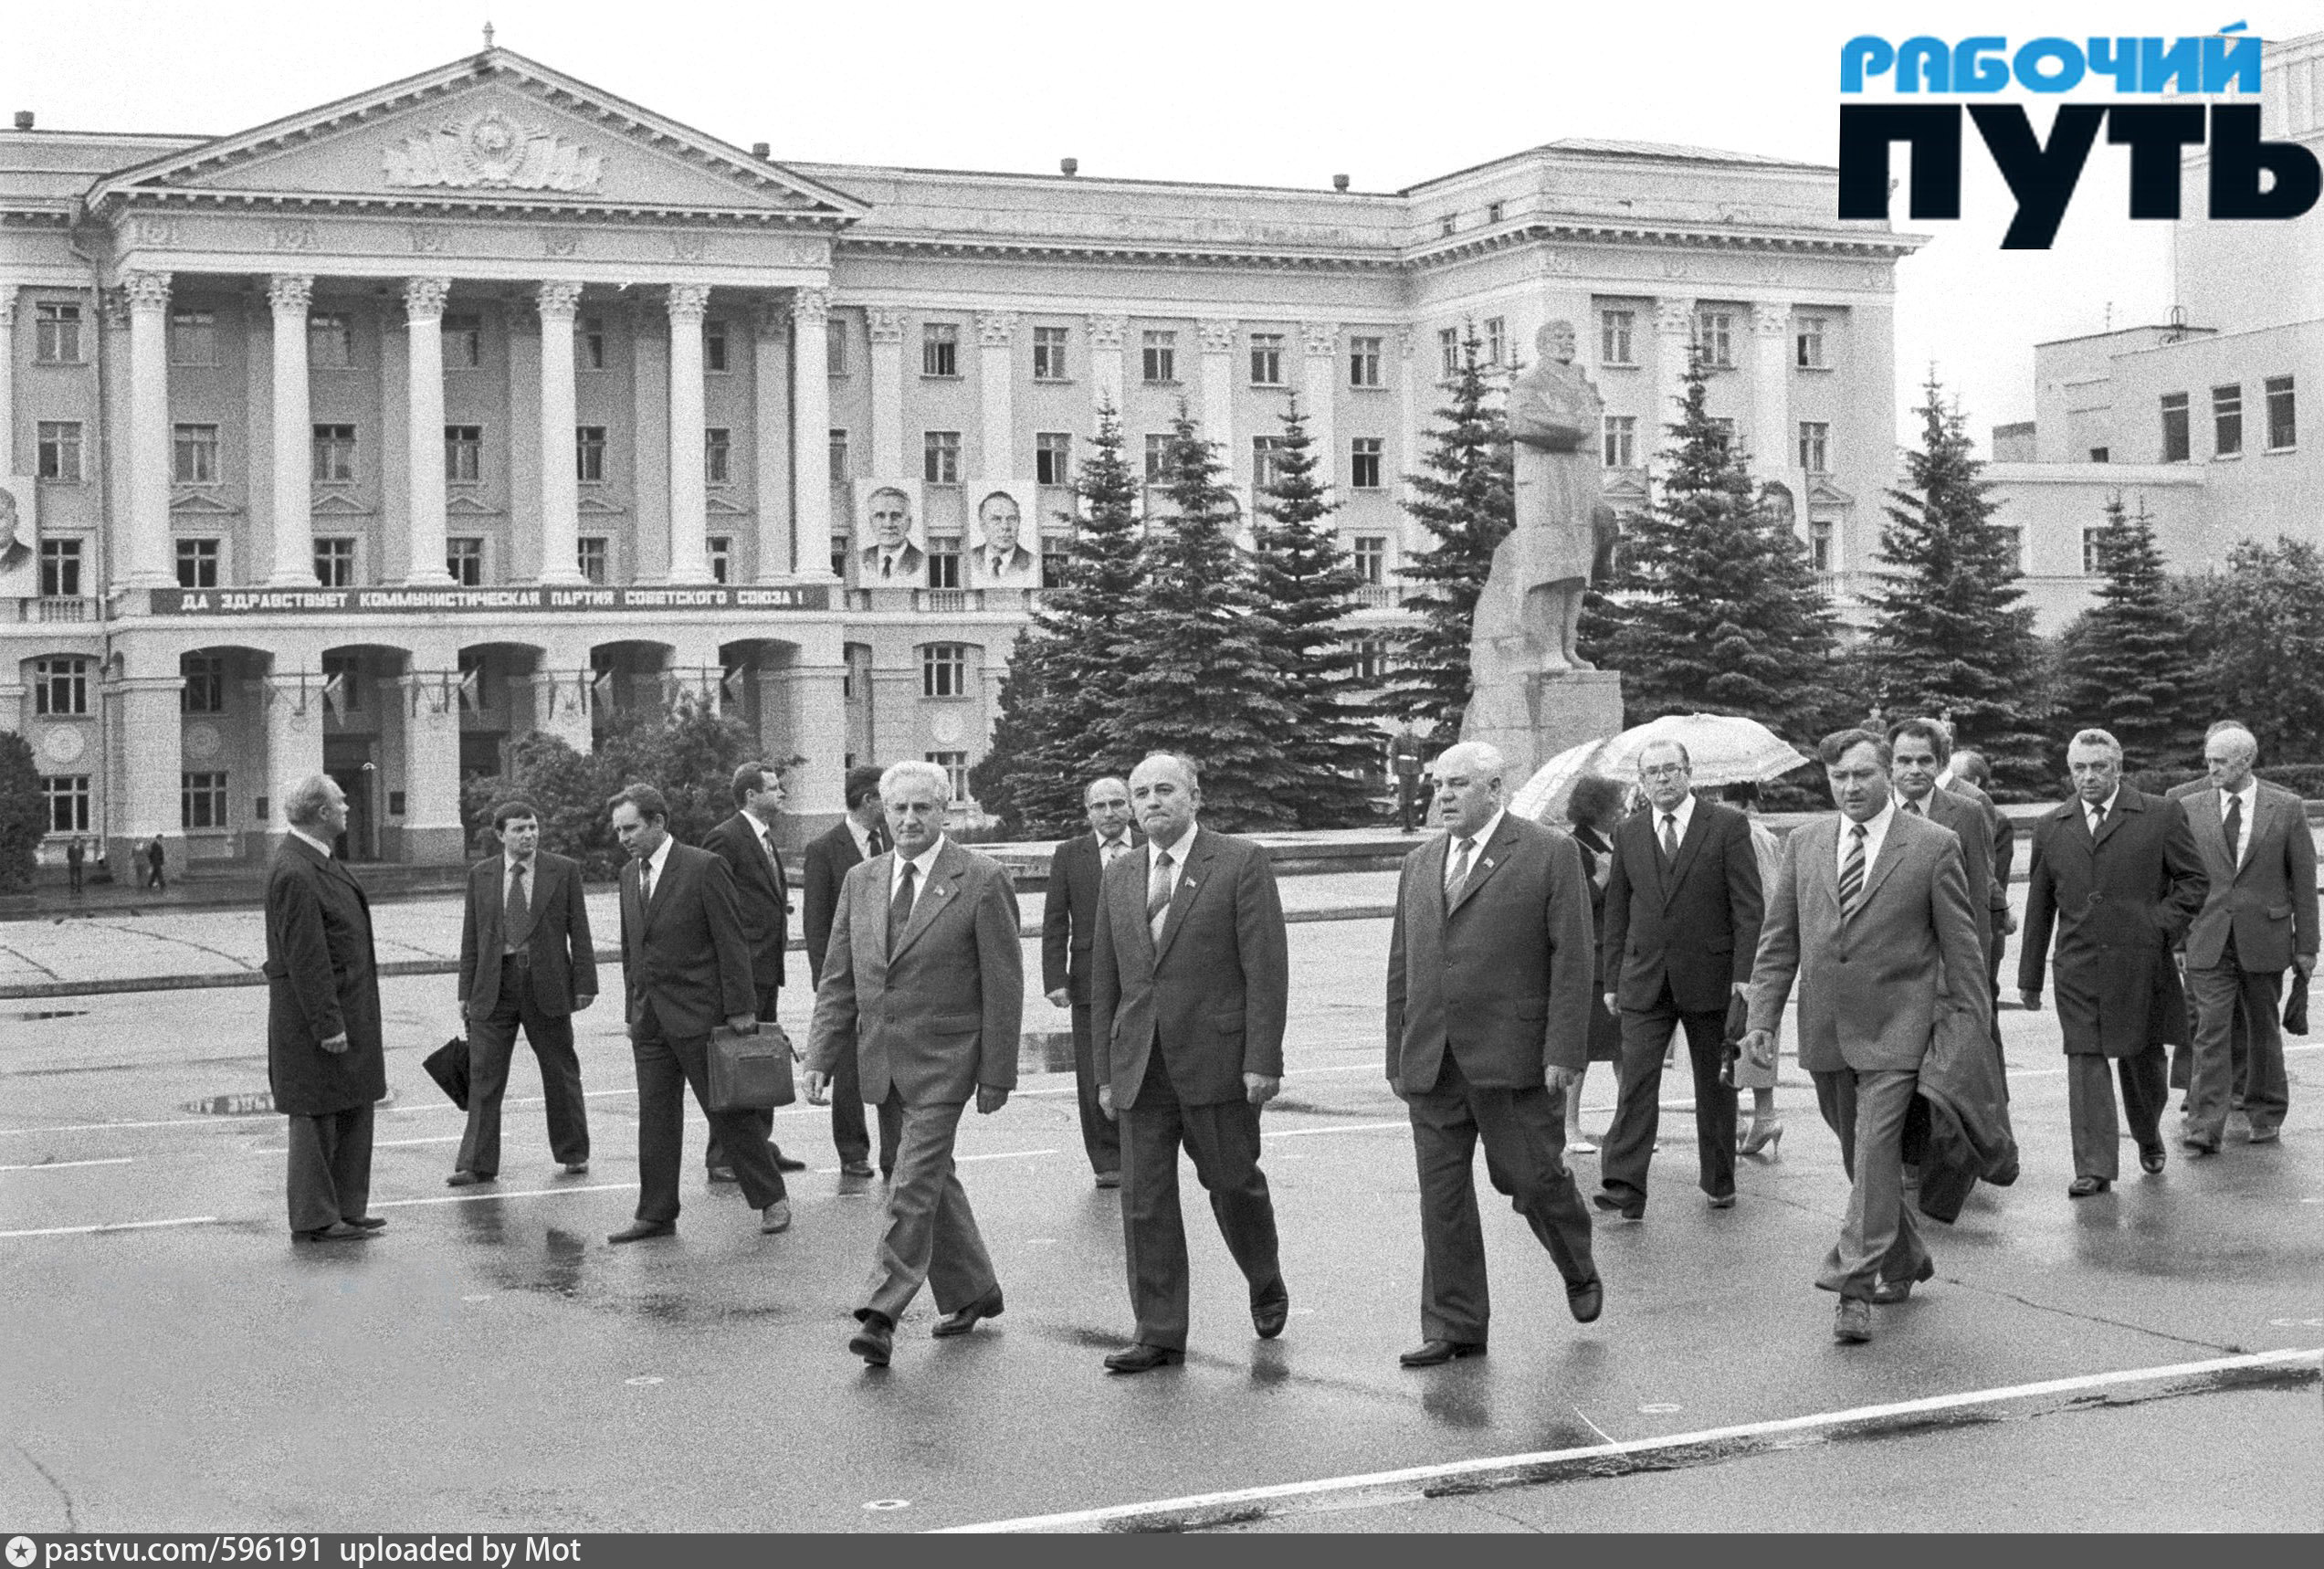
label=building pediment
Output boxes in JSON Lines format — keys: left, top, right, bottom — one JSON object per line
{"left": 169, "top": 490, "right": 241, "bottom": 516}
{"left": 88, "top": 48, "right": 865, "bottom": 228}
{"left": 1806, "top": 478, "right": 1856, "bottom": 507}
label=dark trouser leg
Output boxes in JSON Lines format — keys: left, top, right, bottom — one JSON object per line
{"left": 1465, "top": 1061, "right": 1596, "bottom": 1288}
{"left": 2119, "top": 1042, "right": 2169, "bottom": 1155}
{"left": 1071, "top": 1002, "right": 1120, "bottom": 1176}
{"left": 1677, "top": 1007, "right": 1737, "bottom": 1198}
{"left": 1601, "top": 1001, "right": 1680, "bottom": 1208}
{"left": 830, "top": 1031, "right": 870, "bottom": 1164}
{"left": 519, "top": 979, "right": 589, "bottom": 1167}
{"left": 1404, "top": 1063, "right": 1489, "bottom": 1343}
{"left": 671, "top": 1029, "right": 786, "bottom": 1209}
{"left": 285, "top": 1102, "right": 374, "bottom": 1233}
{"left": 2187, "top": 962, "right": 2248, "bottom": 1146}
{"left": 1813, "top": 1068, "right": 1926, "bottom": 1300}
{"left": 2232, "top": 996, "right": 2251, "bottom": 1107}
{"left": 1120, "top": 1053, "right": 1193, "bottom": 1351}
{"left": 2238, "top": 966, "right": 2288, "bottom": 1132}
{"left": 1987, "top": 917, "right": 2010, "bottom": 1088}
{"left": 1178, "top": 1095, "right": 1283, "bottom": 1311}
{"left": 2066, "top": 1052, "right": 2122, "bottom": 1181}
{"left": 456, "top": 983, "right": 521, "bottom": 1178}
{"left": 707, "top": 984, "right": 781, "bottom": 1171}
{"left": 862, "top": 1096, "right": 990, "bottom": 1322}
{"left": 631, "top": 1024, "right": 689, "bottom": 1224}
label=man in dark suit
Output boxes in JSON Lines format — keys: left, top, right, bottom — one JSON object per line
{"left": 1947, "top": 748, "right": 2016, "bottom": 1028}
{"left": 1596, "top": 738, "right": 1762, "bottom": 1217}
{"left": 858, "top": 487, "right": 927, "bottom": 582}
{"left": 449, "top": 799, "right": 595, "bottom": 1185}
{"left": 1090, "top": 753, "right": 1290, "bottom": 1374}
{"left": 2020, "top": 729, "right": 2208, "bottom": 1196}
{"left": 700, "top": 763, "right": 806, "bottom": 1183}
{"left": 263, "top": 774, "right": 386, "bottom": 1242}
{"left": 1042, "top": 775, "right": 1137, "bottom": 1187}
{"left": 804, "top": 763, "right": 901, "bottom": 1179}
{"left": 2178, "top": 723, "right": 2316, "bottom": 1152}
{"left": 2167, "top": 727, "right": 2261, "bottom": 1114}
{"left": 805, "top": 761, "right": 1023, "bottom": 1366}
{"left": 1741, "top": 729, "right": 1991, "bottom": 1343}
{"left": 1890, "top": 719, "right": 2000, "bottom": 965}
{"left": 605, "top": 783, "right": 791, "bottom": 1243}
{"left": 1386, "top": 742, "right": 1603, "bottom": 1367}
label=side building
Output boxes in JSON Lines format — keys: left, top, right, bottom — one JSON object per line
{"left": 0, "top": 45, "right": 1914, "bottom": 870}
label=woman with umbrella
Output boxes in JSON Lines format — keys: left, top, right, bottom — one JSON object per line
{"left": 1562, "top": 774, "right": 1631, "bottom": 1154}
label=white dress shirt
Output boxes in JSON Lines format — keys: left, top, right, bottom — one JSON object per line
{"left": 636, "top": 834, "right": 674, "bottom": 900}
{"left": 1444, "top": 808, "right": 1505, "bottom": 892}
{"left": 1649, "top": 793, "right": 1696, "bottom": 855}
{"left": 289, "top": 824, "right": 335, "bottom": 858}
{"left": 847, "top": 816, "right": 878, "bottom": 859}
{"left": 1837, "top": 797, "right": 1898, "bottom": 882}
{"left": 889, "top": 836, "right": 946, "bottom": 914}
{"left": 2084, "top": 787, "right": 2120, "bottom": 837}
{"left": 1096, "top": 830, "right": 1133, "bottom": 869}
{"left": 2220, "top": 777, "right": 2259, "bottom": 865}
{"left": 501, "top": 851, "right": 537, "bottom": 953}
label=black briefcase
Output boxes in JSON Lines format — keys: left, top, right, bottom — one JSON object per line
{"left": 707, "top": 1022, "right": 796, "bottom": 1112}
{"left": 2286, "top": 972, "right": 2309, "bottom": 1037}
{"left": 423, "top": 1036, "right": 472, "bottom": 1111}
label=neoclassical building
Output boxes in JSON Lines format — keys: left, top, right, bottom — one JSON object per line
{"left": 0, "top": 44, "right": 1915, "bottom": 868}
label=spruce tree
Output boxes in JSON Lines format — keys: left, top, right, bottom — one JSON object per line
{"left": 2182, "top": 537, "right": 2324, "bottom": 765}
{"left": 0, "top": 729, "right": 40, "bottom": 894}
{"left": 1391, "top": 328, "right": 1512, "bottom": 736}
{"left": 1601, "top": 348, "right": 1840, "bottom": 737}
{"left": 1861, "top": 375, "right": 2051, "bottom": 797}
{"left": 1250, "top": 395, "right": 1378, "bottom": 827}
{"left": 1102, "top": 406, "right": 1299, "bottom": 830}
{"left": 2056, "top": 494, "right": 2207, "bottom": 767}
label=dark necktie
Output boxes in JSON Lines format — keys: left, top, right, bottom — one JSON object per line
{"left": 881, "top": 554, "right": 895, "bottom": 579}
{"left": 1659, "top": 814, "right": 1679, "bottom": 863}
{"left": 1148, "top": 851, "right": 1174, "bottom": 942}
{"left": 1445, "top": 837, "right": 1477, "bottom": 907}
{"left": 505, "top": 860, "right": 531, "bottom": 947}
{"left": 1903, "top": 797, "right": 1923, "bottom": 816}
{"left": 867, "top": 826, "right": 887, "bottom": 858}
{"left": 637, "top": 856, "right": 654, "bottom": 910}
{"left": 888, "top": 860, "right": 917, "bottom": 958}
{"left": 1838, "top": 823, "right": 1867, "bottom": 915}
{"left": 2223, "top": 795, "right": 2242, "bottom": 864}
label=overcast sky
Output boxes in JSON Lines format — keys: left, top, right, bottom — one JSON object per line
{"left": 7, "top": 0, "right": 2317, "bottom": 454}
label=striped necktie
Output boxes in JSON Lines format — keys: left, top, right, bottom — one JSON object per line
{"left": 1838, "top": 823, "right": 1867, "bottom": 916}
{"left": 1444, "top": 837, "right": 1477, "bottom": 907}
{"left": 1148, "top": 851, "right": 1174, "bottom": 942}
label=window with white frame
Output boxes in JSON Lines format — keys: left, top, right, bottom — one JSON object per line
{"left": 446, "top": 537, "right": 484, "bottom": 586}
{"left": 1143, "top": 434, "right": 1169, "bottom": 482}
{"left": 1810, "top": 520, "right": 1835, "bottom": 573}
{"left": 443, "top": 314, "right": 482, "bottom": 368}
{"left": 1249, "top": 332, "right": 1285, "bottom": 386}
{"left": 310, "top": 424, "right": 356, "bottom": 484}
{"left": 922, "top": 322, "right": 959, "bottom": 377}
{"left": 576, "top": 426, "right": 607, "bottom": 483}
{"left": 445, "top": 425, "right": 482, "bottom": 483}
{"left": 1798, "top": 421, "right": 1831, "bottom": 473}
{"left": 708, "top": 536, "right": 731, "bottom": 584}
{"left": 924, "top": 429, "right": 962, "bottom": 485}
{"left": 1603, "top": 416, "right": 1636, "bottom": 469}
{"left": 828, "top": 428, "right": 849, "bottom": 484}
{"left": 2266, "top": 375, "right": 2296, "bottom": 449}
{"left": 1484, "top": 317, "right": 1506, "bottom": 365}
{"left": 1036, "top": 431, "right": 1072, "bottom": 486}
{"left": 926, "top": 750, "right": 971, "bottom": 802}
{"left": 581, "top": 317, "right": 606, "bottom": 371}
{"left": 1252, "top": 437, "right": 1288, "bottom": 490}
{"left": 1601, "top": 309, "right": 1635, "bottom": 366}
{"left": 35, "top": 301, "right": 82, "bottom": 363}
{"left": 577, "top": 536, "right": 609, "bottom": 584}
{"left": 37, "top": 421, "right": 83, "bottom": 481}
{"left": 922, "top": 643, "right": 970, "bottom": 698}
{"left": 182, "top": 772, "right": 228, "bottom": 830}
{"left": 1351, "top": 437, "right": 1383, "bottom": 490}
{"left": 34, "top": 657, "right": 89, "bottom": 716}
{"left": 1351, "top": 534, "right": 1387, "bottom": 584}
{"left": 174, "top": 423, "right": 220, "bottom": 484}
{"left": 174, "top": 538, "right": 218, "bottom": 589}
{"left": 1349, "top": 335, "right": 1382, "bottom": 388}
{"left": 1352, "top": 635, "right": 1393, "bottom": 684}
{"left": 1438, "top": 328, "right": 1460, "bottom": 379}
{"left": 181, "top": 654, "right": 225, "bottom": 715}
{"left": 41, "top": 775, "right": 89, "bottom": 834}
{"left": 705, "top": 426, "right": 731, "bottom": 486}
{"left": 826, "top": 327, "right": 847, "bottom": 376}
{"left": 704, "top": 321, "right": 730, "bottom": 374}
{"left": 1033, "top": 325, "right": 1069, "bottom": 381}
{"left": 169, "top": 310, "right": 217, "bottom": 366}
{"left": 1696, "top": 310, "right": 1734, "bottom": 368}
{"left": 1992, "top": 523, "right": 2023, "bottom": 573}
{"left": 1795, "top": 315, "right": 1828, "bottom": 369}
{"left": 307, "top": 314, "right": 353, "bottom": 369}
{"left": 312, "top": 537, "right": 356, "bottom": 587}
{"left": 2161, "top": 393, "right": 2191, "bottom": 463}
{"left": 40, "top": 538, "right": 83, "bottom": 597}
{"left": 1486, "top": 200, "right": 1505, "bottom": 224}
{"left": 2082, "top": 526, "right": 2108, "bottom": 575}
{"left": 1141, "top": 330, "right": 1176, "bottom": 384}
{"left": 924, "top": 537, "right": 961, "bottom": 590}
{"left": 1709, "top": 416, "right": 1737, "bottom": 449}
{"left": 2214, "top": 384, "right": 2243, "bottom": 457}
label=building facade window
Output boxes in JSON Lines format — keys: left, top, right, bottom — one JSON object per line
{"left": 174, "top": 423, "right": 220, "bottom": 484}
{"left": 443, "top": 314, "right": 482, "bottom": 368}
{"left": 1696, "top": 310, "right": 1734, "bottom": 368}
{"left": 1795, "top": 315, "right": 1828, "bottom": 368}
{"left": 1604, "top": 415, "right": 1636, "bottom": 469}
{"left": 704, "top": 321, "right": 729, "bottom": 374}
{"left": 1036, "top": 431, "right": 1072, "bottom": 486}
{"left": 1141, "top": 330, "right": 1176, "bottom": 384}
{"left": 1484, "top": 317, "right": 1506, "bottom": 365}
{"left": 34, "top": 657, "right": 89, "bottom": 716}
{"left": 1351, "top": 534, "right": 1387, "bottom": 584}
{"left": 312, "top": 537, "right": 355, "bottom": 587}
{"left": 1810, "top": 519, "right": 1835, "bottom": 574}
{"left": 2090, "top": 447, "right": 2110, "bottom": 462}
{"left": 1352, "top": 635, "right": 1393, "bottom": 684}
{"left": 921, "top": 322, "right": 959, "bottom": 377}
{"left": 41, "top": 775, "right": 90, "bottom": 834}
{"left": 1249, "top": 332, "right": 1284, "bottom": 386}
{"left": 1709, "top": 416, "right": 1737, "bottom": 449}
{"left": 169, "top": 310, "right": 217, "bottom": 366}
{"left": 174, "top": 538, "right": 218, "bottom": 589}
{"left": 2082, "top": 526, "right": 2108, "bottom": 575}
{"left": 446, "top": 536, "right": 484, "bottom": 585}
{"left": 708, "top": 536, "right": 731, "bottom": 584}
{"left": 576, "top": 426, "right": 606, "bottom": 482}
{"left": 181, "top": 655, "right": 225, "bottom": 715}
{"left": 39, "top": 538, "right": 83, "bottom": 597}
{"left": 705, "top": 426, "right": 731, "bottom": 485}
{"left": 35, "top": 301, "right": 82, "bottom": 363}
{"left": 1486, "top": 200, "right": 1505, "bottom": 224}
{"left": 923, "top": 429, "right": 962, "bottom": 485}
{"left": 1144, "top": 434, "right": 1169, "bottom": 481}
{"left": 37, "top": 421, "right": 83, "bottom": 481}
{"left": 1252, "top": 436, "right": 1287, "bottom": 490}
{"left": 1993, "top": 523, "right": 2024, "bottom": 573}
{"left": 1438, "top": 214, "right": 1456, "bottom": 237}
{"left": 1601, "top": 309, "right": 1635, "bottom": 366}
{"left": 826, "top": 327, "right": 847, "bottom": 376}
{"left": 577, "top": 536, "right": 609, "bottom": 584}
{"left": 2266, "top": 374, "right": 2297, "bottom": 449}
{"left": 1438, "top": 328, "right": 1460, "bottom": 379}
{"left": 921, "top": 642, "right": 970, "bottom": 698}
{"left": 828, "top": 428, "right": 850, "bottom": 483}
{"left": 925, "top": 538, "right": 962, "bottom": 590}
{"left": 1040, "top": 539, "right": 1070, "bottom": 588}
{"left": 2214, "top": 384, "right": 2243, "bottom": 457}
{"left": 307, "top": 314, "right": 353, "bottom": 369}
{"left": 2161, "top": 392, "right": 2191, "bottom": 462}
{"left": 1349, "top": 335, "right": 1382, "bottom": 388}
{"left": 445, "top": 425, "right": 482, "bottom": 482}
{"left": 1798, "top": 420, "right": 1830, "bottom": 473}
{"left": 927, "top": 750, "right": 970, "bottom": 802}
{"left": 182, "top": 773, "right": 228, "bottom": 830}
{"left": 1033, "top": 325, "right": 1069, "bottom": 381}
{"left": 310, "top": 424, "right": 356, "bottom": 484}
{"left": 580, "top": 317, "right": 606, "bottom": 371}
{"left": 1351, "top": 437, "right": 1383, "bottom": 490}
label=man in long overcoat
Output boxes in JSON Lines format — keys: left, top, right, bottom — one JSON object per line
{"left": 2019, "top": 729, "right": 2207, "bottom": 1195}
{"left": 264, "top": 774, "right": 387, "bottom": 1241}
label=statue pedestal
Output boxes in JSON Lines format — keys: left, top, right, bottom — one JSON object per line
{"left": 1460, "top": 669, "right": 1625, "bottom": 784}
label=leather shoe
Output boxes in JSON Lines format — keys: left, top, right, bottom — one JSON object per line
{"left": 849, "top": 1312, "right": 894, "bottom": 1367}
{"left": 1252, "top": 1290, "right": 1290, "bottom": 1340}
{"left": 1871, "top": 1258, "right": 1936, "bottom": 1305}
{"left": 1399, "top": 1339, "right": 1487, "bottom": 1367}
{"left": 445, "top": 1171, "right": 495, "bottom": 1188}
{"left": 1568, "top": 1275, "right": 1604, "bottom": 1323}
{"left": 1103, "top": 1343, "right": 1184, "bottom": 1374}
{"left": 706, "top": 1165, "right": 738, "bottom": 1185}
{"left": 1094, "top": 1170, "right": 1121, "bottom": 1189}
{"left": 1834, "top": 1299, "right": 1873, "bottom": 1343}
{"left": 932, "top": 1286, "right": 1004, "bottom": 1337}
{"left": 561, "top": 1162, "right": 589, "bottom": 1175}
{"left": 292, "top": 1221, "right": 373, "bottom": 1242}
{"left": 345, "top": 1216, "right": 386, "bottom": 1232}
{"left": 1707, "top": 1193, "right": 1737, "bottom": 1210}
{"left": 2139, "top": 1144, "right": 2167, "bottom": 1176}
{"left": 2182, "top": 1137, "right": 2220, "bottom": 1156}
{"left": 2248, "top": 1124, "right": 2282, "bottom": 1144}
{"left": 773, "top": 1147, "right": 807, "bottom": 1174}
{"left": 760, "top": 1199, "right": 792, "bottom": 1234}
{"left": 607, "top": 1220, "right": 676, "bottom": 1244}
{"left": 840, "top": 1159, "right": 875, "bottom": 1178}
{"left": 2067, "top": 1175, "right": 2111, "bottom": 1198}
{"left": 1592, "top": 1191, "right": 1645, "bottom": 1221}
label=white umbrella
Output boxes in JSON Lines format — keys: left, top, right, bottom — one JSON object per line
{"left": 1509, "top": 713, "right": 1812, "bottom": 827}
{"left": 1509, "top": 737, "right": 1614, "bottom": 827}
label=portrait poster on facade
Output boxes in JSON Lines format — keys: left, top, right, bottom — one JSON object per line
{"left": 850, "top": 477, "right": 927, "bottom": 584}
{"left": 967, "top": 481, "right": 1039, "bottom": 589}
{"left": 0, "top": 475, "right": 37, "bottom": 598}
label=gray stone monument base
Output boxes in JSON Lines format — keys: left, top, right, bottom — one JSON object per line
{"left": 1459, "top": 669, "right": 1625, "bottom": 785}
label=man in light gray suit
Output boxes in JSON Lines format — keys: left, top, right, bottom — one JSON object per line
{"left": 2179, "top": 722, "right": 2317, "bottom": 1152}
{"left": 805, "top": 761, "right": 1024, "bottom": 1368}
{"left": 1741, "top": 728, "right": 1990, "bottom": 1345}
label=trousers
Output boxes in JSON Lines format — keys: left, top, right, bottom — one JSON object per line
{"left": 2066, "top": 1046, "right": 2168, "bottom": 1181}
{"left": 2186, "top": 953, "right": 2288, "bottom": 1143}
{"left": 457, "top": 958, "right": 589, "bottom": 1175}
{"left": 1810, "top": 1067, "right": 1929, "bottom": 1300}
{"left": 860, "top": 1093, "right": 997, "bottom": 1323}
{"left": 286, "top": 1101, "right": 374, "bottom": 1235}
{"left": 1601, "top": 988, "right": 1736, "bottom": 1207}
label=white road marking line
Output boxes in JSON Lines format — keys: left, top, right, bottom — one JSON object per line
{"left": 371, "top": 1181, "right": 636, "bottom": 1208}
{"left": 0, "top": 1157, "right": 133, "bottom": 1173}
{"left": 1269, "top": 1122, "right": 1407, "bottom": 1140}
{"left": 373, "top": 1136, "right": 462, "bottom": 1148}
{"left": 936, "top": 1346, "right": 2324, "bottom": 1533}
{"left": 956, "top": 1149, "right": 1058, "bottom": 1164}
{"left": 0, "top": 1215, "right": 218, "bottom": 1239}
{"left": 0, "top": 1113, "right": 271, "bottom": 1136}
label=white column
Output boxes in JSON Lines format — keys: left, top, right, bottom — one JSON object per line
{"left": 260, "top": 273, "right": 314, "bottom": 586}
{"left": 0, "top": 286, "right": 16, "bottom": 476}
{"left": 975, "top": 311, "right": 1016, "bottom": 480}
{"left": 394, "top": 670, "right": 465, "bottom": 862}
{"left": 1653, "top": 298, "right": 1695, "bottom": 458}
{"left": 789, "top": 288, "right": 837, "bottom": 582}
{"left": 752, "top": 301, "right": 794, "bottom": 582}
{"left": 111, "top": 675, "right": 184, "bottom": 858}
{"left": 402, "top": 277, "right": 453, "bottom": 584}
{"left": 123, "top": 269, "right": 174, "bottom": 589}
{"left": 1301, "top": 321, "right": 1338, "bottom": 490}
{"left": 534, "top": 280, "right": 584, "bottom": 585}
{"left": 665, "top": 283, "right": 712, "bottom": 584}
{"left": 1087, "top": 313, "right": 1126, "bottom": 416}
{"left": 1750, "top": 300, "right": 1793, "bottom": 484}
{"left": 1197, "top": 318, "right": 1236, "bottom": 453}
{"left": 866, "top": 308, "right": 906, "bottom": 478}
